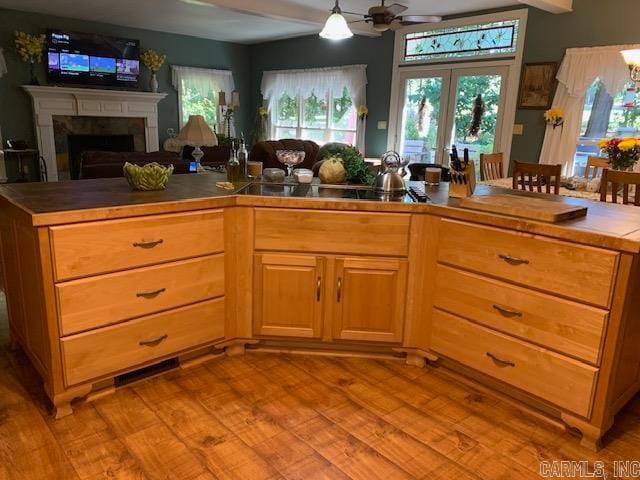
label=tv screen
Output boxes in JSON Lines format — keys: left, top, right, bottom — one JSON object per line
{"left": 46, "top": 30, "right": 140, "bottom": 88}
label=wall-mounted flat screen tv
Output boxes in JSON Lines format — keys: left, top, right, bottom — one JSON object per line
{"left": 46, "top": 30, "right": 140, "bottom": 88}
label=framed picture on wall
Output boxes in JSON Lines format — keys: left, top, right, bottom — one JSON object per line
{"left": 518, "top": 62, "right": 558, "bottom": 109}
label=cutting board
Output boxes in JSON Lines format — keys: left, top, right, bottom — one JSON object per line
{"left": 460, "top": 194, "right": 588, "bottom": 223}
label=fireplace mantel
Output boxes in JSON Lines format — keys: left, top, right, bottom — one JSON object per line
{"left": 23, "top": 86, "right": 167, "bottom": 181}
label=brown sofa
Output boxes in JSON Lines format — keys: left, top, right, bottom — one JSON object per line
{"left": 80, "top": 151, "right": 189, "bottom": 179}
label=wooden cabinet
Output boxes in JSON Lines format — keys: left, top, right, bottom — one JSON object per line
{"left": 253, "top": 254, "right": 408, "bottom": 344}
{"left": 332, "top": 258, "right": 407, "bottom": 343}
{"left": 253, "top": 254, "right": 324, "bottom": 339}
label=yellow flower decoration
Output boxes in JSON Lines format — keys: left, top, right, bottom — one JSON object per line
{"left": 619, "top": 139, "right": 638, "bottom": 152}
{"left": 258, "top": 106, "right": 269, "bottom": 117}
{"left": 357, "top": 105, "right": 368, "bottom": 120}
{"left": 14, "top": 31, "right": 46, "bottom": 63}
{"left": 544, "top": 107, "right": 564, "bottom": 124}
{"left": 140, "top": 49, "right": 166, "bottom": 73}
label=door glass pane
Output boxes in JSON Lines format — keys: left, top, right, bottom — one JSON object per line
{"left": 400, "top": 77, "right": 443, "bottom": 164}
{"left": 277, "top": 94, "right": 298, "bottom": 128}
{"left": 331, "top": 130, "right": 356, "bottom": 145}
{"left": 275, "top": 127, "right": 297, "bottom": 139}
{"left": 300, "top": 129, "right": 326, "bottom": 144}
{"left": 332, "top": 87, "right": 356, "bottom": 130}
{"left": 449, "top": 74, "right": 503, "bottom": 174}
{"left": 303, "top": 93, "right": 328, "bottom": 129}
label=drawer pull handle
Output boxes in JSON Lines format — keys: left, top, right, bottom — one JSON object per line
{"left": 136, "top": 288, "right": 166, "bottom": 299}
{"left": 316, "top": 277, "right": 322, "bottom": 302}
{"left": 498, "top": 254, "right": 529, "bottom": 266}
{"left": 139, "top": 334, "right": 168, "bottom": 347}
{"left": 486, "top": 352, "right": 515, "bottom": 368}
{"left": 337, "top": 277, "right": 342, "bottom": 303}
{"left": 492, "top": 304, "right": 523, "bottom": 318}
{"left": 133, "top": 239, "right": 164, "bottom": 249}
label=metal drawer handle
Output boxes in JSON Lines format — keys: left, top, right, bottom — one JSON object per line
{"left": 498, "top": 254, "right": 530, "bottom": 266}
{"left": 133, "top": 239, "right": 164, "bottom": 249}
{"left": 492, "top": 304, "right": 523, "bottom": 318}
{"left": 336, "top": 277, "right": 342, "bottom": 303}
{"left": 316, "top": 277, "right": 322, "bottom": 302}
{"left": 139, "top": 334, "right": 168, "bottom": 347}
{"left": 136, "top": 288, "right": 166, "bottom": 299}
{"left": 486, "top": 352, "right": 515, "bottom": 368}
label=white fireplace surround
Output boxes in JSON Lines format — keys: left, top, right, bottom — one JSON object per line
{"left": 23, "top": 86, "right": 167, "bottom": 181}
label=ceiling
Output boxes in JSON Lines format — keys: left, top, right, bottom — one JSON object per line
{"left": 0, "top": 0, "right": 525, "bottom": 44}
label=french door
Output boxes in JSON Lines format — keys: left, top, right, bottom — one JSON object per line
{"left": 394, "top": 65, "right": 509, "bottom": 169}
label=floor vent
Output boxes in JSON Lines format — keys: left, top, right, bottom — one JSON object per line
{"left": 115, "top": 357, "right": 179, "bottom": 387}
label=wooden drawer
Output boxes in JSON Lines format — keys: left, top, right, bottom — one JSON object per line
{"left": 437, "top": 220, "right": 618, "bottom": 307}
{"left": 431, "top": 309, "right": 598, "bottom": 417}
{"left": 50, "top": 210, "right": 224, "bottom": 281}
{"left": 433, "top": 265, "right": 608, "bottom": 364}
{"left": 61, "top": 298, "right": 225, "bottom": 386}
{"left": 254, "top": 208, "right": 410, "bottom": 256}
{"left": 56, "top": 254, "right": 225, "bottom": 336}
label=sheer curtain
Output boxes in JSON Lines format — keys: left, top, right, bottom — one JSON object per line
{"left": 261, "top": 65, "right": 368, "bottom": 153}
{"left": 539, "top": 45, "right": 639, "bottom": 175}
{"left": 171, "top": 66, "right": 235, "bottom": 133}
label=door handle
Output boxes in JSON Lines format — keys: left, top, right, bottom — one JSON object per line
{"left": 492, "top": 304, "right": 523, "bottom": 318}
{"left": 316, "top": 277, "right": 322, "bottom": 302}
{"left": 498, "top": 254, "right": 530, "bottom": 266}
{"left": 486, "top": 352, "right": 515, "bottom": 368}
{"left": 136, "top": 288, "right": 166, "bottom": 299}
{"left": 139, "top": 334, "right": 168, "bottom": 347}
{"left": 336, "top": 277, "right": 342, "bottom": 303}
{"left": 133, "top": 239, "right": 164, "bottom": 249}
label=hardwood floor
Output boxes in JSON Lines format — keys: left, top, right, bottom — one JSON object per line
{"left": 1, "top": 294, "right": 640, "bottom": 479}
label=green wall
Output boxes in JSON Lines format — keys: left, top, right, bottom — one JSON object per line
{"left": 249, "top": 32, "right": 395, "bottom": 157}
{"left": 0, "top": 7, "right": 251, "bottom": 149}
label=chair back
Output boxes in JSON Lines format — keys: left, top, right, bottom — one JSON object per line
{"left": 600, "top": 169, "right": 640, "bottom": 206}
{"left": 512, "top": 161, "right": 561, "bottom": 194}
{"left": 480, "top": 153, "right": 504, "bottom": 181}
{"left": 585, "top": 156, "right": 609, "bottom": 180}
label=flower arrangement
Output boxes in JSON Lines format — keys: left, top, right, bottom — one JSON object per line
{"left": 258, "top": 106, "right": 269, "bottom": 118}
{"left": 544, "top": 108, "right": 564, "bottom": 129}
{"left": 357, "top": 105, "right": 368, "bottom": 120}
{"left": 14, "top": 31, "right": 46, "bottom": 63}
{"left": 598, "top": 137, "right": 640, "bottom": 171}
{"left": 140, "top": 49, "right": 166, "bottom": 73}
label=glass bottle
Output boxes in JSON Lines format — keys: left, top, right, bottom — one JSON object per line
{"left": 237, "top": 132, "right": 248, "bottom": 179}
{"left": 226, "top": 141, "right": 241, "bottom": 183}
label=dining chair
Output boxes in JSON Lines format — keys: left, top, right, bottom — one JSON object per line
{"left": 512, "top": 161, "right": 562, "bottom": 194}
{"left": 584, "top": 156, "right": 609, "bottom": 180}
{"left": 600, "top": 169, "right": 640, "bottom": 206}
{"left": 480, "top": 153, "right": 504, "bottom": 181}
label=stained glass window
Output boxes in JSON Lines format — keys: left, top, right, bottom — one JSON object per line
{"left": 404, "top": 20, "right": 519, "bottom": 62}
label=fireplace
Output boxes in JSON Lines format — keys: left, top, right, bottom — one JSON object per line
{"left": 67, "top": 134, "right": 135, "bottom": 180}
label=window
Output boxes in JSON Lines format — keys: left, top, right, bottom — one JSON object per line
{"left": 273, "top": 88, "right": 357, "bottom": 146}
{"left": 574, "top": 79, "right": 640, "bottom": 175}
{"left": 261, "top": 65, "right": 367, "bottom": 150}
{"left": 404, "top": 19, "right": 520, "bottom": 63}
{"left": 171, "top": 66, "right": 234, "bottom": 131}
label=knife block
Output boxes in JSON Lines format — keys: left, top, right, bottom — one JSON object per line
{"left": 449, "top": 161, "right": 476, "bottom": 199}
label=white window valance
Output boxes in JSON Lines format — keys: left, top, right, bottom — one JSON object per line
{"left": 540, "top": 45, "right": 640, "bottom": 174}
{"left": 261, "top": 64, "right": 367, "bottom": 100}
{"left": 171, "top": 66, "right": 235, "bottom": 130}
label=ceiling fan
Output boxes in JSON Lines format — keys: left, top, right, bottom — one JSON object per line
{"left": 345, "top": 0, "right": 442, "bottom": 32}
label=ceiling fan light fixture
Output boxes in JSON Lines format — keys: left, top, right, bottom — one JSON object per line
{"left": 320, "top": 1, "right": 354, "bottom": 40}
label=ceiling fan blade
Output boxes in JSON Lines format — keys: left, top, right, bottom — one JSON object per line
{"left": 385, "top": 3, "right": 408, "bottom": 16}
{"left": 348, "top": 19, "right": 368, "bottom": 24}
{"left": 389, "top": 20, "right": 405, "bottom": 31}
{"left": 400, "top": 15, "right": 443, "bottom": 23}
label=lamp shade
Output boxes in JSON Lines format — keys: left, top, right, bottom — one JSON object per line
{"left": 177, "top": 115, "right": 217, "bottom": 147}
{"left": 621, "top": 49, "right": 640, "bottom": 67}
{"left": 320, "top": 12, "right": 353, "bottom": 40}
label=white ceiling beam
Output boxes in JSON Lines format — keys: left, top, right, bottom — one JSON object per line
{"left": 518, "top": 0, "right": 573, "bottom": 13}
{"left": 192, "top": 0, "right": 380, "bottom": 37}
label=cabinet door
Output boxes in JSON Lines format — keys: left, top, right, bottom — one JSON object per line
{"left": 332, "top": 257, "right": 408, "bottom": 343}
{"left": 253, "top": 253, "right": 324, "bottom": 338}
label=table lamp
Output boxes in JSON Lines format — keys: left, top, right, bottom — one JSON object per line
{"left": 177, "top": 115, "right": 217, "bottom": 173}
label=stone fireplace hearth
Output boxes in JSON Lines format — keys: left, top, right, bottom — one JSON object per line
{"left": 23, "top": 86, "right": 167, "bottom": 181}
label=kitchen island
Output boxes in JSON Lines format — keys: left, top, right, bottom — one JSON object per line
{"left": 1, "top": 173, "right": 639, "bottom": 451}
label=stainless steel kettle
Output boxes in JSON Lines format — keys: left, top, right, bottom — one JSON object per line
{"left": 374, "top": 151, "right": 406, "bottom": 195}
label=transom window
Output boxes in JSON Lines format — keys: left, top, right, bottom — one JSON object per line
{"left": 404, "top": 19, "right": 520, "bottom": 62}
{"left": 273, "top": 87, "right": 357, "bottom": 146}
{"left": 574, "top": 79, "right": 640, "bottom": 175}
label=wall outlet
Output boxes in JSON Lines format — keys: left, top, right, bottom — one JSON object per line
{"left": 513, "top": 124, "right": 524, "bottom": 135}
{"left": 377, "top": 121, "right": 387, "bottom": 130}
